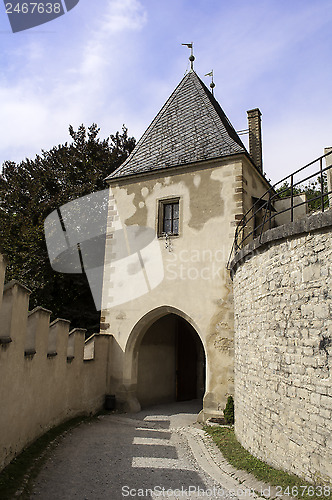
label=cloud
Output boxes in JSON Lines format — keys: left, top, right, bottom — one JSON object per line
{"left": 0, "top": 0, "right": 332, "bottom": 188}
{"left": 80, "top": 0, "right": 147, "bottom": 77}
{"left": 0, "top": 0, "right": 148, "bottom": 166}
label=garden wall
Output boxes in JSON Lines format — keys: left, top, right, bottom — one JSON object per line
{"left": 0, "top": 255, "right": 112, "bottom": 471}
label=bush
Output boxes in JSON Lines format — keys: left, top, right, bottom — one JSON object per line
{"left": 223, "top": 395, "right": 234, "bottom": 425}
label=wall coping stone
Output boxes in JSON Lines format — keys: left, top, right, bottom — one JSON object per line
{"left": 230, "top": 208, "right": 332, "bottom": 276}
{"left": 3, "top": 280, "right": 31, "bottom": 294}
{"left": 85, "top": 332, "right": 111, "bottom": 343}
{"left": 49, "top": 318, "right": 71, "bottom": 327}
{"left": 69, "top": 328, "right": 86, "bottom": 335}
{"left": 28, "top": 306, "right": 52, "bottom": 316}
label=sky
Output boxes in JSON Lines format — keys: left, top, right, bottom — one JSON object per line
{"left": 0, "top": 0, "right": 332, "bottom": 184}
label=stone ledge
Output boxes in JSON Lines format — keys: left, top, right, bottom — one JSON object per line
{"left": 3, "top": 280, "right": 32, "bottom": 294}
{"left": 49, "top": 318, "right": 71, "bottom": 327}
{"left": 28, "top": 306, "right": 52, "bottom": 317}
{"left": 230, "top": 208, "right": 332, "bottom": 276}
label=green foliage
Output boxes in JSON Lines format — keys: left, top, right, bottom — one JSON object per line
{"left": 204, "top": 426, "right": 332, "bottom": 500}
{"left": 223, "top": 395, "right": 234, "bottom": 425}
{"left": 276, "top": 173, "right": 328, "bottom": 212}
{"left": 0, "top": 124, "right": 136, "bottom": 334}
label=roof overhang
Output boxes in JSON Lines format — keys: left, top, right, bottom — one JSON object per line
{"left": 106, "top": 151, "right": 272, "bottom": 191}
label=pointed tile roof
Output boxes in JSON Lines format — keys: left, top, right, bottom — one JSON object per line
{"left": 107, "top": 70, "right": 247, "bottom": 180}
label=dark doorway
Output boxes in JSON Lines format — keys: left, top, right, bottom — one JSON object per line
{"left": 137, "top": 313, "right": 205, "bottom": 408}
{"left": 176, "top": 317, "right": 202, "bottom": 401}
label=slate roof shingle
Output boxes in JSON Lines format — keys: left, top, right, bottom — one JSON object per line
{"left": 106, "top": 70, "right": 247, "bottom": 180}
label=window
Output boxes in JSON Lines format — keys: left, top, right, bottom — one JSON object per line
{"left": 158, "top": 199, "right": 179, "bottom": 236}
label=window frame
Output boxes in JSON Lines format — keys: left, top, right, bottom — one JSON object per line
{"left": 157, "top": 197, "right": 180, "bottom": 237}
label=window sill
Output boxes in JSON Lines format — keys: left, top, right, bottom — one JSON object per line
{"left": 158, "top": 233, "right": 180, "bottom": 239}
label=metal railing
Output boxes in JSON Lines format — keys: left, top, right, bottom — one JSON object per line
{"left": 227, "top": 149, "right": 332, "bottom": 269}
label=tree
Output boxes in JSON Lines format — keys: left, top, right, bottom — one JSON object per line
{"left": 0, "top": 124, "right": 136, "bottom": 334}
{"left": 276, "top": 173, "right": 328, "bottom": 212}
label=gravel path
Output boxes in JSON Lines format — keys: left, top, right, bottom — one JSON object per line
{"left": 30, "top": 401, "right": 249, "bottom": 499}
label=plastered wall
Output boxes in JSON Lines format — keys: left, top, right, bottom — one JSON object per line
{"left": 232, "top": 212, "right": 332, "bottom": 484}
{"left": 101, "top": 155, "right": 270, "bottom": 419}
{"left": 0, "top": 257, "right": 111, "bottom": 471}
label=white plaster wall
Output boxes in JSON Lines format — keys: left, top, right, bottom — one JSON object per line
{"left": 101, "top": 156, "right": 269, "bottom": 418}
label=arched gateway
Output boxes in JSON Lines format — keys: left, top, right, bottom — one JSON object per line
{"left": 100, "top": 69, "right": 269, "bottom": 420}
{"left": 125, "top": 307, "right": 205, "bottom": 409}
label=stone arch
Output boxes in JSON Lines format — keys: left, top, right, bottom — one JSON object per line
{"left": 124, "top": 306, "right": 206, "bottom": 409}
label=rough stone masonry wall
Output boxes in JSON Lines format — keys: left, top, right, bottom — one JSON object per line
{"left": 232, "top": 212, "right": 332, "bottom": 485}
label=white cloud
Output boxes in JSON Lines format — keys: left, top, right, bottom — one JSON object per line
{"left": 80, "top": 0, "right": 146, "bottom": 78}
{"left": 102, "top": 0, "right": 147, "bottom": 33}
{"left": 0, "top": 0, "right": 148, "bottom": 165}
{"left": 1, "top": 0, "right": 332, "bottom": 189}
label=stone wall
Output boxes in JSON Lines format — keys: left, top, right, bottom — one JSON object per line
{"left": 232, "top": 210, "right": 332, "bottom": 485}
{"left": 0, "top": 255, "right": 111, "bottom": 472}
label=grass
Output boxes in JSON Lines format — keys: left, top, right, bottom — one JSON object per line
{"left": 204, "top": 425, "right": 332, "bottom": 500}
{"left": 0, "top": 416, "right": 91, "bottom": 499}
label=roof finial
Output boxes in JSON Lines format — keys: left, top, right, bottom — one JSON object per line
{"left": 182, "top": 42, "right": 195, "bottom": 70}
{"left": 205, "top": 70, "right": 215, "bottom": 96}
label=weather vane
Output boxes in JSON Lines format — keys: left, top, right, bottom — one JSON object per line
{"left": 205, "top": 70, "right": 216, "bottom": 96}
{"left": 182, "top": 42, "right": 195, "bottom": 70}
